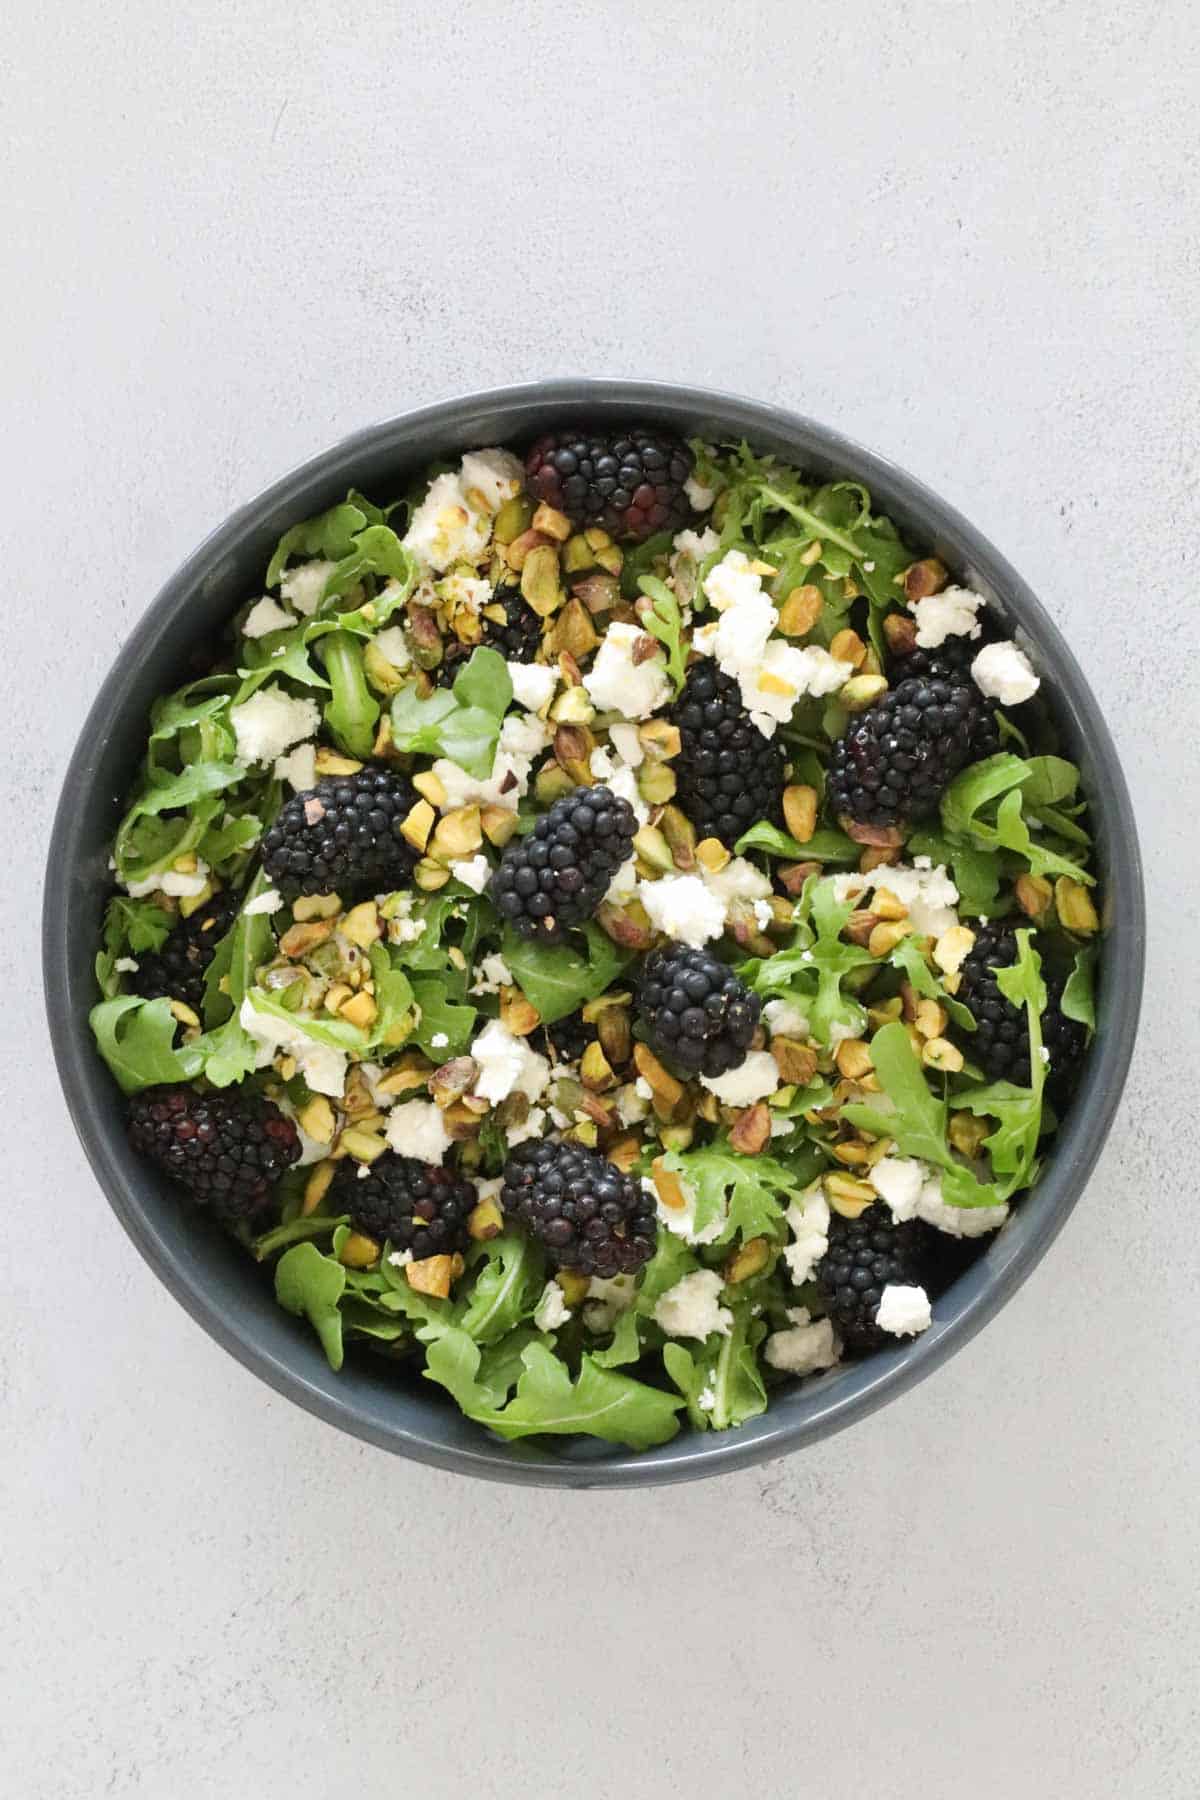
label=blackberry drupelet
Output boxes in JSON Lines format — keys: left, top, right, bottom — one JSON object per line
{"left": 490, "top": 784, "right": 637, "bottom": 943}
{"left": 671, "top": 663, "right": 785, "bottom": 847}
{"left": 329, "top": 1152, "right": 476, "bottom": 1258}
{"left": 435, "top": 588, "right": 543, "bottom": 687}
{"left": 502, "top": 1140, "right": 657, "bottom": 1278}
{"left": 132, "top": 889, "right": 239, "bottom": 1012}
{"left": 128, "top": 1085, "right": 300, "bottom": 1219}
{"left": 525, "top": 428, "right": 693, "bottom": 543}
{"left": 825, "top": 665, "right": 999, "bottom": 831}
{"left": 533, "top": 1010, "right": 594, "bottom": 1066}
{"left": 953, "top": 923, "right": 1087, "bottom": 1087}
{"left": 261, "top": 764, "right": 420, "bottom": 899}
{"left": 638, "top": 943, "right": 760, "bottom": 1079}
{"left": 815, "top": 1203, "right": 927, "bottom": 1352}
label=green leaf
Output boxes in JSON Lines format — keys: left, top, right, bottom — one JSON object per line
{"left": 500, "top": 922, "right": 632, "bottom": 1025}
{"left": 267, "top": 501, "right": 369, "bottom": 588}
{"left": 636, "top": 575, "right": 687, "bottom": 693}
{"left": 274, "top": 1244, "right": 347, "bottom": 1370}
{"left": 451, "top": 645, "right": 512, "bottom": 716}
{"left": 95, "top": 895, "right": 174, "bottom": 996}
{"left": 906, "top": 827, "right": 1003, "bottom": 916}
{"left": 89, "top": 995, "right": 189, "bottom": 1093}
{"left": 941, "top": 754, "right": 1093, "bottom": 887}
{"left": 1061, "top": 945, "right": 1097, "bottom": 1032}
{"left": 318, "top": 631, "right": 379, "bottom": 759}
{"left": 663, "top": 1301, "right": 767, "bottom": 1432}
{"left": 743, "top": 876, "right": 873, "bottom": 1047}
{"left": 842, "top": 1022, "right": 1000, "bottom": 1207}
{"left": 389, "top": 647, "right": 511, "bottom": 780}
{"left": 423, "top": 1330, "right": 683, "bottom": 1450}
{"left": 734, "top": 821, "right": 858, "bottom": 864}
{"left": 453, "top": 1234, "right": 545, "bottom": 1345}
{"left": 243, "top": 945, "right": 413, "bottom": 1057}
{"left": 321, "top": 525, "right": 415, "bottom": 601}
{"left": 662, "top": 1142, "right": 803, "bottom": 1245}
{"left": 588, "top": 1308, "right": 645, "bottom": 1369}
{"left": 408, "top": 976, "right": 476, "bottom": 1058}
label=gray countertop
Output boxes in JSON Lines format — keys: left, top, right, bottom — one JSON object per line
{"left": 3, "top": 2, "right": 1195, "bottom": 1794}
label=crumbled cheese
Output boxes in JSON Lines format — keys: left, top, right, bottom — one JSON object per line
{"left": 764, "top": 1314, "right": 840, "bottom": 1375}
{"left": 615, "top": 1084, "right": 650, "bottom": 1125}
{"left": 114, "top": 956, "right": 139, "bottom": 973}
{"left": 700, "top": 1051, "right": 779, "bottom": 1107}
{"left": 470, "top": 1018, "right": 550, "bottom": 1106}
{"left": 505, "top": 1107, "right": 547, "bottom": 1147}
{"left": 372, "top": 625, "right": 411, "bottom": 671}
{"left": 645, "top": 1175, "right": 723, "bottom": 1246}
{"left": 583, "top": 1273, "right": 638, "bottom": 1333}
{"left": 433, "top": 713, "right": 550, "bottom": 812}
{"left": 124, "top": 859, "right": 212, "bottom": 899}
{"left": 273, "top": 741, "right": 317, "bottom": 793}
{"left": 783, "top": 1187, "right": 831, "bottom": 1285}
{"left": 701, "top": 855, "right": 773, "bottom": 908}
{"left": 608, "top": 721, "right": 644, "bottom": 768}
{"left": 606, "top": 855, "right": 639, "bottom": 902}
{"left": 508, "top": 661, "right": 557, "bottom": 713}
{"left": 654, "top": 1270, "right": 733, "bottom": 1341}
{"left": 909, "top": 585, "right": 985, "bottom": 648}
{"left": 243, "top": 887, "right": 284, "bottom": 916}
{"left": 869, "top": 1156, "right": 926, "bottom": 1222}
{"left": 831, "top": 863, "right": 960, "bottom": 936}
{"left": 279, "top": 560, "right": 335, "bottom": 616}
{"left": 242, "top": 596, "right": 295, "bottom": 638}
{"left": 582, "top": 621, "right": 671, "bottom": 719}
{"left": 237, "top": 996, "right": 347, "bottom": 1097}
{"left": 605, "top": 758, "right": 650, "bottom": 827}
{"left": 671, "top": 525, "right": 720, "bottom": 580}
{"left": 698, "top": 552, "right": 850, "bottom": 735}
{"left": 388, "top": 1249, "right": 414, "bottom": 1269}
{"left": 470, "top": 952, "right": 513, "bottom": 996}
{"left": 450, "top": 855, "right": 491, "bottom": 893}
{"left": 430, "top": 1032, "right": 449, "bottom": 1048}
{"left": 384, "top": 892, "right": 426, "bottom": 946}
{"left": 230, "top": 686, "right": 321, "bottom": 767}
{"left": 763, "top": 998, "right": 810, "bottom": 1039}
{"left": 634, "top": 1077, "right": 653, "bottom": 1101}
{"left": 459, "top": 447, "right": 525, "bottom": 513}
{"left": 696, "top": 1385, "right": 716, "bottom": 1412}
{"left": 638, "top": 874, "right": 726, "bottom": 948}
{"left": 533, "top": 1279, "right": 572, "bottom": 1332}
{"left": 752, "top": 899, "right": 774, "bottom": 929}
{"left": 403, "top": 471, "right": 491, "bottom": 571}
{"left": 385, "top": 1099, "right": 452, "bottom": 1165}
{"left": 915, "top": 1169, "right": 1009, "bottom": 1238}
{"left": 684, "top": 474, "right": 716, "bottom": 511}
{"left": 971, "top": 640, "right": 1040, "bottom": 705}
{"left": 876, "top": 1283, "right": 932, "bottom": 1337}
{"left": 437, "top": 570, "right": 492, "bottom": 616}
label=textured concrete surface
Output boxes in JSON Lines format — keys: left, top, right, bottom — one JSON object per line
{"left": 3, "top": 2, "right": 1197, "bottom": 1794}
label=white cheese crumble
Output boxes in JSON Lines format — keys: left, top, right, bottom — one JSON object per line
{"left": 645, "top": 1175, "right": 723, "bottom": 1247}
{"left": 470, "top": 1018, "right": 550, "bottom": 1106}
{"left": 237, "top": 997, "right": 347, "bottom": 1097}
{"left": 437, "top": 570, "right": 492, "bottom": 615}
{"left": 684, "top": 474, "right": 716, "bottom": 511}
{"left": 403, "top": 471, "right": 491, "bottom": 572}
{"left": 831, "top": 862, "right": 961, "bottom": 937}
{"left": 582, "top": 621, "right": 671, "bottom": 719}
{"left": 384, "top": 892, "right": 426, "bottom": 946}
{"left": 243, "top": 887, "right": 284, "bottom": 916}
{"left": 505, "top": 1106, "right": 547, "bottom": 1147}
{"left": 124, "top": 859, "right": 213, "bottom": 899}
{"left": 449, "top": 855, "right": 490, "bottom": 894}
{"left": 608, "top": 721, "right": 644, "bottom": 767}
{"left": 783, "top": 1188, "right": 831, "bottom": 1285}
{"left": 507, "top": 661, "right": 556, "bottom": 713}
{"left": 589, "top": 748, "right": 650, "bottom": 826}
{"left": 388, "top": 1248, "right": 414, "bottom": 1269}
{"left": 273, "top": 741, "right": 317, "bottom": 793}
{"left": 970, "top": 640, "right": 1040, "bottom": 705}
{"left": 764, "top": 1311, "right": 841, "bottom": 1375}
{"left": 279, "top": 560, "right": 335, "bottom": 616}
{"left": 583, "top": 1273, "right": 638, "bottom": 1333}
{"left": 919, "top": 1168, "right": 1007, "bottom": 1238}
{"left": 698, "top": 551, "right": 851, "bottom": 736}
{"left": 430, "top": 1032, "right": 449, "bottom": 1049}
{"left": 230, "top": 686, "right": 321, "bottom": 767}
{"left": 653, "top": 1270, "right": 733, "bottom": 1341}
{"left": 433, "top": 713, "right": 550, "bottom": 813}
{"left": 700, "top": 855, "right": 773, "bottom": 908}
{"left": 638, "top": 874, "right": 726, "bottom": 948}
{"left": 876, "top": 1283, "right": 932, "bottom": 1337}
{"left": 700, "top": 1051, "right": 779, "bottom": 1107}
{"left": 606, "top": 854, "right": 639, "bottom": 903}
{"left": 615, "top": 1084, "right": 650, "bottom": 1125}
{"left": 763, "top": 998, "right": 810, "bottom": 1039}
{"left": 114, "top": 956, "right": 139, "bottom": 973}
{"left": 459, "top": 447, "right": 525, "bottom": 513}
{"left": 909, "top": 585, "right": 986, "bottom": 648}
{"left": 533, "top": 1279, "right": 572, "bottom": 1332}
{"left": 470, "top": 952, "right": 513, "bottom": 995}
{"left": 869, "top": 1156, "right": 925, "bottom": 1221}
{"left": 372, "top": 625, "right": 411, "bottom": 672}
{"left": 242, "top": 596, "right": 295, "bottom": 638}
{"left": 384, "top": 1099, "right": 452, "bottom": 1165}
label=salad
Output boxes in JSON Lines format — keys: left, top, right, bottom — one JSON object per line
{"left": 93, "top": 427, "right": 1101, "bottom": 1451}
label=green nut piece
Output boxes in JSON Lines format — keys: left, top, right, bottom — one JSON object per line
{"left": 520, "top": 544, "right": 565, "bottom": 617}
{"left": 494, "top": 494, "right": 534, "bottom": 545}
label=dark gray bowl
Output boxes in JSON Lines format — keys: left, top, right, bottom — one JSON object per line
{"left": 43, "top": 381, "right": 1144, "bottom": 1487}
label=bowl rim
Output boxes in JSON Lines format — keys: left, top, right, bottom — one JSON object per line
{"left": 43, "top": 378, "right": 1145, "bottom": 1487}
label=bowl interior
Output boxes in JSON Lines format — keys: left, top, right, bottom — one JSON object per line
{"left": 45, "top": 381, "right": 1144, "bottom": 1486}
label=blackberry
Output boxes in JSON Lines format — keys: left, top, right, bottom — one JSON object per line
{"left": 261, "top": 764, "right": 419, "bottom": 899}
{"left": 503, "top": 1140, "right": 656, "bottom": 1278}
{"left": 525, "top": 428, "right": 693, "bottom": 543}
{"left": 953, "top": 923, "right": 1087, "bottom": 1088}
{"left": 815, "top": 1203, "right": 927, "bottom": 1352}
{"left": 671, "top": 663, "right": 785, "bottom": 847}
{"left": 491, "top": 784, "right": 637, "bottom": 943}
{"left": 825, "top": 667, "right": 1000, "bottom": 830}
{"left": 132, "top": 889, "right": 239, "bottom": 1012}
{"left": 533, "top": 1010, "right": 594, "bottom": 1066}
{"left": 329, "top": 1152, "right": 476, "bottom": 1257}
{"left": 128, "top": 1084, "right": 300, "bottom": 1220}
{"left": 638, "top": 943, "right": 760, "bottom": 1079}
{"left": 436, "top": 588, "right": 543, "bottom": 686}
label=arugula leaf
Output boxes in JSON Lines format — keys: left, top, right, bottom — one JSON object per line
{"left": 423, "top": 1330, "right": 683, "bottom": 1449}
{"left": 636, "top": 575, "right": 687, "bottom": 694}
{"left": 1061, "top": 944, "right": 1097, "bottom": 1031}
{"left": 89, "top": 995, "right": 191, "bottom": 1093}
{"left": 274, "top": 1243, "right": 347, "bottom": 1370}
{"left": 941, "top": 754, "right": 1093, "bottom": 886}
{"left": 453, "top": 1234, "right": 545, "bottom": 1345}
{"left": 842, "top": 1022, "right": 1000, "bottom": 1207}
{"left": 390, "top": 648, "right": 512, "bottom": 780}
{"left": 734, "top": 820, "right": 858, "bottom": 864}
{"left": 906, "top": 826, "right": 1003, "bottom": 916}
{"left": 409, "top": 976, "right": 477, "bottom": 1058}
{"left": 743, "top": 877, "right": 873, "bottom": 1046}
{"left": 500, "top": 922, "right": 632, "bottom": 1025}
{"left": 588, "top": 1308, "right": 646, "bottom": 1370}
{"left": 318, "top": 631, "right": 380, "bottom": 759}
{"left": 95, "top": 896, "right": 174, "bottom": 996}
{"left": 663, "top": 1301, "right": 767, "bottom": 1432}
{"left": 661, "top": 1141, "right": 806, "bottom": 1244}
{"left": 203, "top": 875, "right": 276, "bottom": 1025}
{"left": 889, "top": 935, "right": 976, "bottom": 1032}
{"left": 943, "top": 930, "right": 1049, "bottom": 1200}
{"left": 321, "top": 525, "right": 415, "bottom": 602}
{"left": 266, "top": 501, "right": 370, "bottom": 588}
{"left": 244, "top": 945, "right": 413, "bottom": 1056}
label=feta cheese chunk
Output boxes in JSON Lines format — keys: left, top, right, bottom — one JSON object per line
{"left": 909, "top": 585, "right": 985, "bottom": 648}
{"left": 869, "top": 1156, "right": 925, "bottom": 1222}
{"left": 449, "top": 855, "right": 490, "bottom": 893}
{"left": 273, "top": 741, "right": 317, "bottom": 793}
{"left": 507, "top": 661, "right": 556, "bottom": 713}
{"left": 242, "top": 596, "right": 295, "bottom": 638}
{"left": 470, "top": 1018, "right": 550, "bottom": 1106}
{"left": 638, "top": 874, "right": 726, "bottom": 948}
{"left": 763, "top": 998, "right": 810, "bottom": 1040}
{"left": 230, "top": 685, "right": 321, "bottom": 766}
{"left": 653, "top": 1269, "right": 733, "bottom": 1341}
{"left": 279, "top": 559, "right": 336, "bottom": 616}
{"left": 700, "top": 1051, "right": 780, "bottom": 1107}
{"left": 831, "top": 862, "right": 961, "bottom": 937}
{"left": 783, "top": 1188, "right": 831, "bottom": 1285}
{"left": 698, "top": 551, "right": 851, "bottom": 735}
{"left": 459, "top": 447, "right": 525, "bottom": 513}
{"left": 764, "top": 1311, "right": 840, "bottom": 1375}
{"left": 238, "top": 997, "right": 348, "bottom": 1097}
{"left": 533, "top": 1280, "right": 572, "bottom": 1332}
{"left": 371, "top": 625, "right": 411, "bottom": 672}
{"left": 124, "top": 859, "right": 213, "bottom": 899}
{"left": 243, "top": 887, "right": 284, "bottom": 916}
{"left": 684, "top": 474, "right": 716, "bottom": 511}
{"left": 582, "top": 621, "right": 672, "bottom": 719}
{"left": 403, "top": 472, "right": 491, "bottom": 572}
{"left": 970, "top": 640, "right": 1040, "bottom": 705}
{"left": 384, "top": 1099, "right": 452, "bottom": 1166}
{"left": 875, "top": 1283, "right": 932, "bottom": 1338}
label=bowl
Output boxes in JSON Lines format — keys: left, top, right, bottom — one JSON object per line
{"left": 43, "top": 380, "right": 1145, "bottom": 1487}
